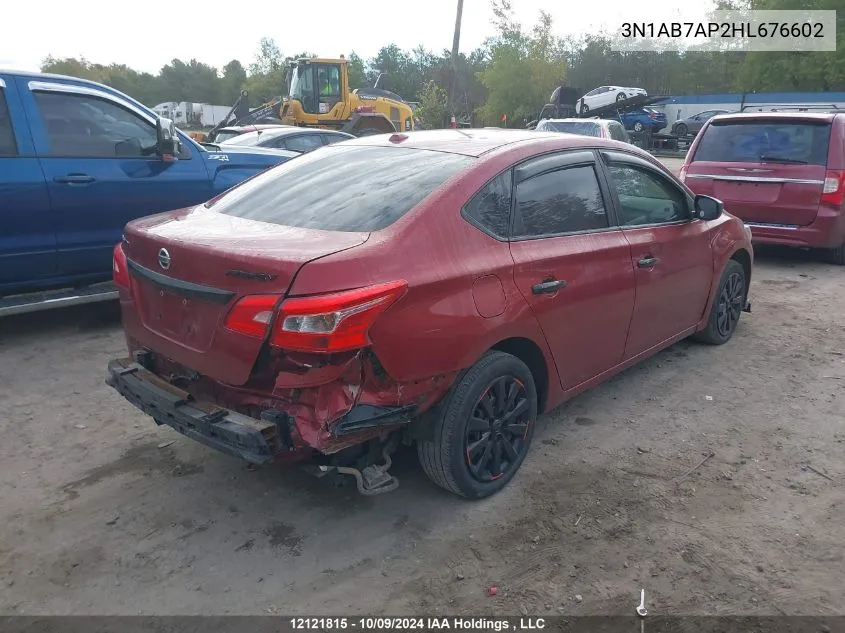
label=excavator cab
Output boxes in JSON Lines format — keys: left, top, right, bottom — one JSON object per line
{"left": 288, "top": 60, "right": 343, "bottom": 116}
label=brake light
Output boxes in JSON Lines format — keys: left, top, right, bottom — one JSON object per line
{"left": 648, "top": 113, "right": 657, "bottom": 119}
{"left": 679, "top": 164, "right": 688, "bottom": 183}
{"left": 224, "top": 295, "right": 280, "bottom": 338}
{"left": 112, "top": 243, "right": 130, "bottom": 289}
{"left": 821, "top": 169, "right": 845, "bottom": 206}
{"left": 271, "top": 280, "right": 408, "bottom": 353}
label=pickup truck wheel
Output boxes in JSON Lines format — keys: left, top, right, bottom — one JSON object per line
{"left": 822, "top": 243, "right": 845, "bottom": 265}
{"left": 417, "top": 351, "right": 537, "bottom": 499}
{"left": 692, "top": 260, "right": 746, "bottom": 345}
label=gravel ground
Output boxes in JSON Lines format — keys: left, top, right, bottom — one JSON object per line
{"left": 1, "top": 166, "right": 843, "bottom": 616}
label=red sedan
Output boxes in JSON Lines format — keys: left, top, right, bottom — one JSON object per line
{"left": 106, "top": 129, "right": 753, "bottom": 499}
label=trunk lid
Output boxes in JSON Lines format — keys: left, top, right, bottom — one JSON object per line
{"left": 122, "top": 206, "right": 368, "bottom": 385}
{"left": 686, "top": 116, "right": 832, "bottom": 226}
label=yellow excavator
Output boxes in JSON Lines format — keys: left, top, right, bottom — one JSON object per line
{"left": 280, "top": 56, "right": 414, "bottom": 135}
{"left": 189, "top": 56, "right": 414, "bottom": 143}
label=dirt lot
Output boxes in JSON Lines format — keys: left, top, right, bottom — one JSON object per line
{"left": 2, "top": 186, "right": 844, "bottom": 616}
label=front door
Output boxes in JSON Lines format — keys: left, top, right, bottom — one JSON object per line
{"left": 599, "top": 150, "right": 713, "bottom": 359}
{"left": 508, "top": 150, "right": 637, "bottom": 390}
{"left": 0, "top": 76, "right": 56, "bottom": 290}
{"left": 19, "top": 80, "right": 212, "bottom": 278}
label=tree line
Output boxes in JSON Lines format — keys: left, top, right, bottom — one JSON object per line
{"left": 40, "top": 0, "right": 845, "bottom": 129}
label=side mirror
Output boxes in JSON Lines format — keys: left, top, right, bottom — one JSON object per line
{"left": 155, "top": 117, "right": 181, "bottom": 160}
{"left": 694, "top": 194, "right": 723, "bottom": 220}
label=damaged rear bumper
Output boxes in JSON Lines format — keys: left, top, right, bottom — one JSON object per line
{"left": 106, "top": 359, "right": 281, "bottom": 464}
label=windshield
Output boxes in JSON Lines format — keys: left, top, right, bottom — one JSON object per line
{"left": 207, "top": 145, "right": 474, "bottom": 232}
{"left": 289, "top": 66, "right": 312, "bottom": 102}
{"left": 537, "top": 121, "right": 602, "bottom": 137}
{"left": 694, "top": 120, "right": 831, "bottom": 165}
{"left": 213, "top": 130, "right": 243, "bottom": 143}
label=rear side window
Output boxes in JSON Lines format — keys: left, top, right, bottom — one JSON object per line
{"left": 694, "top": 120, "right": 831, "bottom": 166}
{"left": 0, "top": 89, "right": 17, "bottom": 156}
{"left": 608, "top": 123, "right": 629, "bottom": 142}
{"left": 209, "top": 145, "right": 474, "bottom": 232}
{"left": 514, "top": 165, "right": 609, "bottom": 237}
{"left": 462, "top": 170, "right": 513, "bottom": 239}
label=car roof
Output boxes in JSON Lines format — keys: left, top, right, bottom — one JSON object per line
{"left": 339, "top": 128, "right": 647, "bottom": 160}
{"left": 233, "top": 126, "right": 350, "bottom": 138}
{"left": 708, "top": 112, "right": 837, "bottom": 123}
{"left": 342, "top": 129, "right": 568, "bottom": 157}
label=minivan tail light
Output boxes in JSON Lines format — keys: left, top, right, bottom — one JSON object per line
{"left": 113, "top": 243, "right": 130, "bottom": 289}
{"left": 821, "top": 169, "right": 845, "bottom": 206}
{"left": 224, "top": 295, "right": 280, "bottom": 338}
{"left": 271, "top": 280, "right": 408, "bottom": 353}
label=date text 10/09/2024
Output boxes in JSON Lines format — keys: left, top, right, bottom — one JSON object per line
{"left": 289, "top": 618, "right": 547, "bottom": 631}
{"left": 620, "top": 21, "right": 825, "bottom": 39}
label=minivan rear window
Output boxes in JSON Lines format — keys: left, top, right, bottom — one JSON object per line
{"left": 694, "top": 120, "right": 831, "bottom": 166}
{"left": 208, "top": 145, "right": 474, "bottom": 232}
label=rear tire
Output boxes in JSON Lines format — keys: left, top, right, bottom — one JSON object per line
{"left": 417, "top": 351, "right": 537, "bottom": 499}
{"left": 822, "top": 243, "right": 845, "bottom": 265}
{"left": 692, "top": 260, "right": 746, "bottom": 345}
{"left": 616, "top": 92, "right": 627, "bottom": 101}
{"left": 633, "top": 121, "right": 644, "bottom": 132}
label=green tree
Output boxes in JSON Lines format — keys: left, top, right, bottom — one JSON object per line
{"left": 416, "top": 80, "right": 449, "bottom": 128}
{"left": 220, "top": 60, "right": 247, "bottom": 104}
{"left": 347, "top": 51, "right": 367, "bottom": 90}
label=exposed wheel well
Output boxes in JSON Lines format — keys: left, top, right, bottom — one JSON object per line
{"left": 731, "top": 248, "right": 752, "bottom": 294}
{"left": 491, "top": 338, "right": 549, "bottom": 413}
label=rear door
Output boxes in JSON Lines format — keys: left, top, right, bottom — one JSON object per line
{"left": 508, "top": 150, "right": 636, "bottom": 389}
{"left": 0, "top": 75, "right": 55, "bottom": 289}
{"left": 599, "top": 150, "right": 713, "bottom": 358}
{"left": 19, "top": 78, "right": 213, "bottom": 278}
{"left": 685, "top": 117, "right": 831, "bottom": 226}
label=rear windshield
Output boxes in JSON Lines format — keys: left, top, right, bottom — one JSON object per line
{"left": 694, "top": 120, "right": 831, "bottom": 166}
{"left": 537, "top": 121, "right": 602, "bottom": 137}
{"left": 207, "top": 145, "right": 474, "bottom": 232}
{"left": 213, "top": 131, "right": 241, "bottom": 143}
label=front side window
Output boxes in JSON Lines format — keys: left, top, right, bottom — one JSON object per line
{"left": 513, "top": 165, "right": 609, "bottom": 238}
{"left": 0, "top": 89, "right": 17, "bottom": 155}
{"left": 208, "top": 145, "right": 474, "bottom": 232}
{"left": 34, "top": 91, "right": 157, "bottom": 157}
{"left": 462, "top": 170, "right": 513, "bottom": 239}
{"left": 607, "top": 163, "right": 689, "bottom": 226}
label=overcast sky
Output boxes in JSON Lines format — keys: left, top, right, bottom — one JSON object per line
{"left": 2, "top": 0, "right": 714, "bottom": 75}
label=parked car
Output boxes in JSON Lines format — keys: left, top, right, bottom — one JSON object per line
{"left": 0, "top": 70, "right": 297, "bottom": 310}
{"left": 671, "top": 109, "right": 730, "bottom": 137}
{"left": 681, "top": 111, "right": 845, "bottom": 264}
{"left": 578, "top": 86, "right": 647, "bottom": 114}
{"left": 220, "top": 127, "right": 354, "bottom": 153}
{"left": 536, "top": 118, "right": 631, "bottom": 143}
{"left": 106, "top": 129, "right": 753, "bottom": 499}
{"left": 619, "top": 107, "right": 667, "bottom": 133}
{"left": 208, "top": 124, "right": 290, "bottom": 144}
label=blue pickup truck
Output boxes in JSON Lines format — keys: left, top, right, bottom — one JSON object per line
{"left": 0, "top": 70, "right": 297, "bottom": 315}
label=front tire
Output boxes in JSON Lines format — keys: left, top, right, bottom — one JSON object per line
{"left": 580, "top": 102, "right": 590, "bottom": 115}
{"left": 417, "top": 351, "right": 537, "bottom": 499}
{"left": 692, "top": 260, "right": 746, "bottom": 345}
{"left": 675, "top": 123, "right": 688, "bottom": 137}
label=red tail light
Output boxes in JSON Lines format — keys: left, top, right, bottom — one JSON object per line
{"left": 648, "top": 113, "right": 657, "bottom": 119}
{"left": 271, "top": 280, "right": 408, "bottom": 353}
{"left": 821, "top": 169, "right": 845, "bottom": 206}
{"left": 112, "top": 243, "right": 130, "bottom": 289}
{"left": 224, "top": 295, "right": 280, "bottom": 338}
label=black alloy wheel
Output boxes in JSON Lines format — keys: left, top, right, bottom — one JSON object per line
{"left": 464, "top": 376, "right": 531, "bottom": 482}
